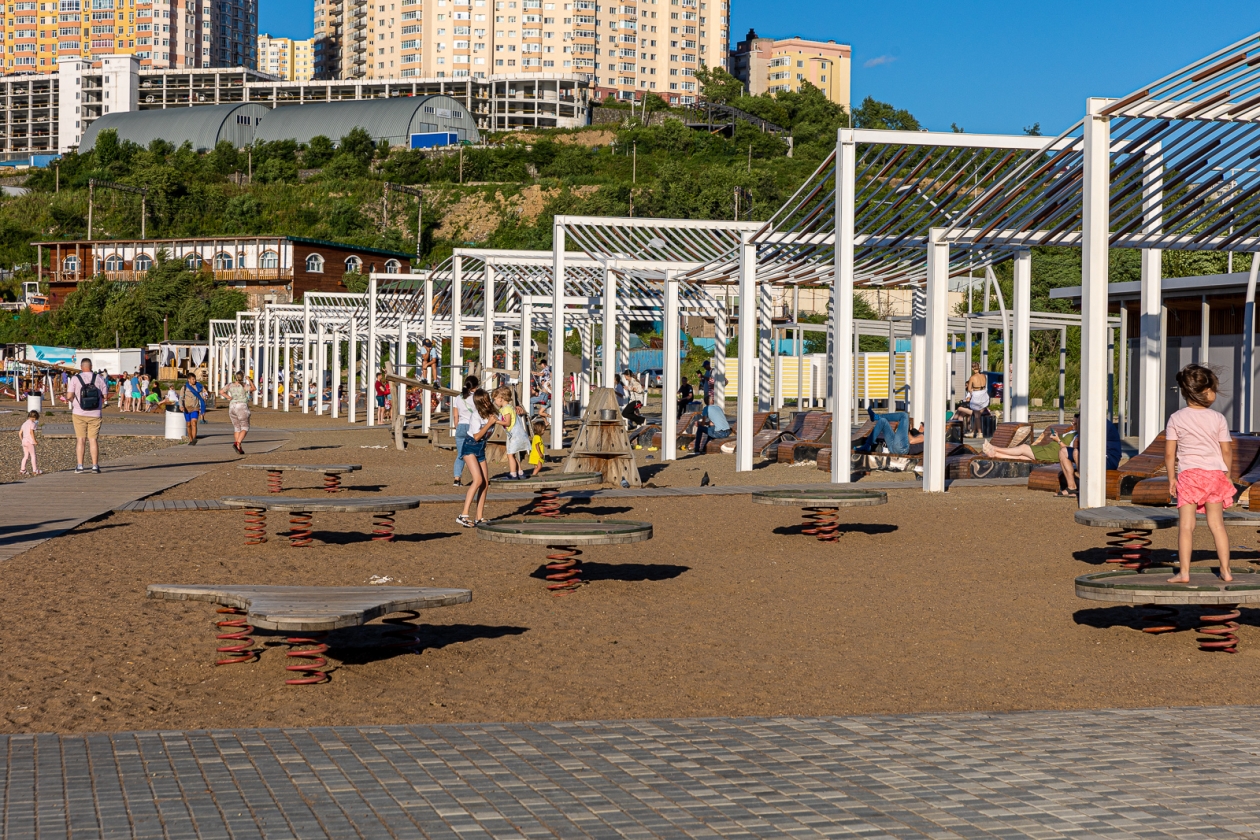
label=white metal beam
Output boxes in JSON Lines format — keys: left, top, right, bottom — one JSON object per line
{"left": 1079, "top": 98, "right": 1112, "bottom": 509}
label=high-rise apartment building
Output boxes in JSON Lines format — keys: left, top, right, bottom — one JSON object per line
{"left": 314, "top": 0, "right": 727, "bottom": 105}
{"left": 258, "top": 32, "right": 316, "bottom": 80}
{"left": 729, "top": 30, "right": 850, "bottom": 108}
{"left": 2, "top": 0, "right": 256, "bottom": 75}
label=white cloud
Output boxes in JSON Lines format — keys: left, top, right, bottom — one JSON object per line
{"left": 863, "top": 55, "right": 897, "bottom": 68}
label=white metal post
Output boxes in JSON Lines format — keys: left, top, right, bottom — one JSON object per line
{"left": 482, "top": 263, "right": 495, "bottom": 369}
{"left": 550, "top": 222, "right": 566, "bottom": 451}
{"left": 450, "top": 257, "right": 463, "bottom": 436}
{"left": 283, "top": 335, "right": 291, "bottom": 413}
{"left": 398, "top": 319, "right": 408, "bottom": 424}
{"left": 910, "top": 288, "right": 926, "bottom": 423}
{"left": 367, "top": 276, "right": 378, "bottom": 427}
{"left": 258, "top": 311, "right": 268, "bottom": 406}
{"left": 422, "top": 273, "right": 434, "bottom": 434}
{"left": 712, "top": 300, "right": 727, "bottom": 406}
{"left": 252, "top": 312, "right": 261, "bottom": 405}
{"left": 301, "top": 298, "right": 310, "bottom": 414}
{"left": 1138, "top": 144, "right": 1164, "bottom": 450}
{"left": 601, "top": 263, "right": 617, "bottom": 388}
{"left": 757, "top": 281, "right": 773, "bottom": 412}
{"left": 831, "top": 127, "right": 856, "bottom": 483}
{"left": 736, "top": 235, "right": 758, "bottom": 472}
{"left": 616, "top": 319, "right": 629, "bottom": 374}
{"left": 924, "top": 231, "right": 950, "bottom": 493}
{"left": 331, "top": 325, "right": 341, "bottom": 419}
{"left": 663, "top": 270, "right": 680, "bottom": 461}
{"left": 270, "top": 316, "right": 281, "bottom": 410}
{"left": 348, "top": 318, "right": 358, "bottom": 423}
{"left": 520, "top": 297, "right": 533, "bottom": 415}
{"left": 1011, "top": 249, "right": 1032, "bottom": 423}
{"left": 1079, "top": 98, "right": 1112, "bottom": 509}
{"left": 316, "top": 321, "right": 326, "bottom": 415}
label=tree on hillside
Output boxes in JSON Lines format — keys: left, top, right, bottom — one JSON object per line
{"left": 695, "top": 64, "right": 745, "bottom": 104}
{"left": 852, "top": 96, "right": 921, "bottom": 131}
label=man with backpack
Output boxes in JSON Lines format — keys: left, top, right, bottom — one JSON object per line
{"left": 66, "top": 358, "right": 108, "bottom": 474}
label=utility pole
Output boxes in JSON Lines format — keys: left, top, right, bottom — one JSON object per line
{"left": 384, "top": 182, "right": 425, "bottom": 258}
{"left": 459, "top": 145, "right": 464, "bottom": 184}
{"left": 629, "top": 141, "right": 636, "bottom": 217}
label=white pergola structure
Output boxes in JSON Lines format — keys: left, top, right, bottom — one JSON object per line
{"left": 550, "top": 216, "right": 763, "bottom": 455}
{"left": 926, "top": 33, "right": 1260, "bottom": 507}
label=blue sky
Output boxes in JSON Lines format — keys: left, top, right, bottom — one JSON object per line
{"left": 259, "top": 0, "right": 1256, "bottom": 135}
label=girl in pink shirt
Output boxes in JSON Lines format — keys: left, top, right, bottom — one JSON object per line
{"left": 19, "top": 409, "right": 40, "bottom": 476}
{"left": 1165, "top": 364, "right": 1233, "bottom": 583}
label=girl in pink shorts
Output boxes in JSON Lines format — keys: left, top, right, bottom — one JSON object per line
{"left": 1164, "top": 364, "right": 1234, "bottom": 583}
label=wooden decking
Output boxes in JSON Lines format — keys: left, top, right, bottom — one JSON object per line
{"left": 0, "top": 425, "right": 288, "bottom": 562}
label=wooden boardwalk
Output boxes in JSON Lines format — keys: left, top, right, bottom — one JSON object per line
{"left": 0, "top": 424, "right": 287, "bottom": 562}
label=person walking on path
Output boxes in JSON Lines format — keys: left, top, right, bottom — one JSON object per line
{"left": 374, "top": 372, "right": 390, "bottom": 425}
{"left": 19, "top": 409, "right": 41, "bottom": 476}
{"left": 452, "top": 375, "right": 479, "bottom": 487}
{"left": 180, "top": 373, "right": 207, "bottom": 445}
{"left": 1165, "top": 363, "right": 1235, "bottom": 584}
{"left": 456, "top": 389, "right": 504, "bottom": 527}
{"left": 66, "top": 357, "right": 108, "bottom": 474}
{"left": 219, "top": 370, "right": 255, "bottom": 455}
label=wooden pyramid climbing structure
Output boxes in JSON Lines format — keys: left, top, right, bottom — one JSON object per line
{"left": 561, "top": 387, "right": 642, "bottom": 487}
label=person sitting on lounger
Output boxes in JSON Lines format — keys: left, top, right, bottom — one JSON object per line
{"left": 855, "top": 408, "right": 915, "bottom": 456}
{"left": 983, "top": 414, "right": 1115, "bottom": 497}
{"left": 691, "top": 394, "right": 731, "bottom": 454}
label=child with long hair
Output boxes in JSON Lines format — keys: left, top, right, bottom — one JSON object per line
{"left": 1165, "top": 363, "right": 1234, "bottom": 583}
{"left": 493, "top": 385, "right": 529, "bottom": 479}
{"left": 457, "top": 388, "right": 504, "bottom": 527}
{"left": 452, "top": 375, "right": 480, "bottom": 487}
{"left": 19, "top": 409, "right": 40, "bottom": 476}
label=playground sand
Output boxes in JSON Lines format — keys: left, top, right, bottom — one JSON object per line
{"left": 2, "top": 440, "right": 1258, "bottom": 734}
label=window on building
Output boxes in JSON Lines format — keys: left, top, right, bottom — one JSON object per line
{"left": 63, "top": 255, "right": 79, "bottom": 273}
{"left": 213, "top": 252, "right": 234, "bottom": 270}
{"left": 104, "top": 254, "right": 124, "bottom": 271}
{"left": 345, "top": 255, "right": 363, "bottom": 273}
{"left": 259, "top": 250, "right": 279, "bottom": 269}
{"left": 185, "top": 253, "right": 202, "bottom": 269}
{"left": 133, "top": 253, "right": 152, "bottom": 271}
{"left": 306, "top": 253, "right": 325, "bottom": 273}
{"left": 384, "top": 258, "right": 401, "bottom": 272}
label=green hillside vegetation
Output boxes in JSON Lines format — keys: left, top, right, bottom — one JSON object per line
{"left": 0, "top": 70, "right": 1243, "bottom": 408}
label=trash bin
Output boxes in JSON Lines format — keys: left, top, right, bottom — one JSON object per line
{"left": 26, "top": 394, "right": 42, "bottom": 414}
{"left": 980, "top": 412, "right": 997, "bottom": 438}
{"left": 165, "top": 406, "right": 185, "bottom": 440}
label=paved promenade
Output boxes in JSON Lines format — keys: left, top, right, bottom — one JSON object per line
{"left": 3, "top": 707, "right": 1258, "bottom": 838}
{"left": 0, "top": 423, "right": 287, "bottom": 562}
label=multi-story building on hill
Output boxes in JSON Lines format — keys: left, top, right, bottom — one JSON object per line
{"left": 313, "top": 0, "right": 727, "bottom": 105}
{"left": 258, "top": 33, "right": 317, "bottom": 81}
{"left": 729, "top": 29, "right": 850, "bottom": 108}
{"left": 1, "top": 0, "right": 257, "bottom": 75}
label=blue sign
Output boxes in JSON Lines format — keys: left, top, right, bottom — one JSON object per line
{"left": 410, "top": 132, "right": 459, "bottom": 149}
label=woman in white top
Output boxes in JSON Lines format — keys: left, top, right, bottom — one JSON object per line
{"left": 456, "top": 388, "right": 504, "bottom": 527}
{"left": 452, "top": 375, "right": 479, "bottom": 487}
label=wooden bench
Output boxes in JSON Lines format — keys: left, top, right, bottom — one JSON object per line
{"left": 774, "top": 411, "right": 833, "bottom": 463}
{"left": 239, "top": 464, "right": 362, "bottom": 493}
{"left": 967, "top": 423, "right": 1074, "bottom": 479}
{"left": 817, "top": 419, "right": 961, "bottom": 473}
{"left": 1129, "top": 434, "right": 1260, "bottom": 506}
{"left": 700, "top": 410, "right": 773, "bottom": 455}
{"left": 147, "top": 583, "right": 471, "bottom": 684}
{"left": 946, "top": 422, "right": 1032, "bottom": 479}
{"left": 221, "top": 495, "right": 421, "bottom": 546}
{"left": 742, "top": 410, "right": 824, "bottom": 460}
{"left": 1030, "top": 430, "right": 1157, "bottom": 496}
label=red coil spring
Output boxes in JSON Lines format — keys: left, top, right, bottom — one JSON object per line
{"left": 214, "top": 607, "right": 258, "bottom": 665}
{"left": 244, "top": 508, "right": 267, "bottom": 545}
{"left": 371, "top": 511, "right": 396, "bottom": 542}
{"left": 323, "top": 472, "right": 342, "bottom": 493}
{"left": 801, "top": 506, "right": 840, "bottom": 542}
{"left": 287, "top": 511, "right": 314, "bottom": 547}
{"left": 1105, "top": 528, "right": 1153, "bottom": 569}
{"left": 533, "top": 487, "right": 562, "bottom": 518}
{"left": 284, "top": 634, "right": 330, "bottom": 684}
{"left": 382, "top": 611, "right": 422, "bottom": 650}
{"left": 544, "top": 544, "right": 583, "bottom": 595}
{"left": 1198, "top": 605, "right": 1240, "bottom": 653}
{"left": 266, "top": 470, "right": 283, "bottom": 494}
{"left": 1141, "top": 603, "right": 1179, "bottom": 634}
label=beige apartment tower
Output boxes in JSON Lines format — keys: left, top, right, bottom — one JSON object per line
{"left": 730, "top": 29, "right": 849, "bottom": 108}
{"left": 258, "top": 33, "right": 317, "bottom": 80}
{"left": 314, "top": 0, "right": 727, "bottom": 105}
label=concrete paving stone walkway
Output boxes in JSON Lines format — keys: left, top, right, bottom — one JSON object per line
{"left": 3, "top": 707, "right": 1259, "bottom": 839}
{"left": 0, "top": 423, "right": 288, "bottom": 562}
